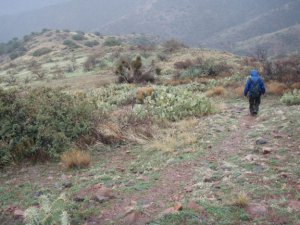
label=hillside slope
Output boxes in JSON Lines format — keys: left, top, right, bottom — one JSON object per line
{"left": 0, "top": 0, "right": 299, "bottom": 57}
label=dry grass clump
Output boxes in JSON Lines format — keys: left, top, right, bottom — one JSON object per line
{"left": 61, "top": 150, "right": 91, "bottom": 169}
{"left": 232, "top": 192, "right": 249, "bottom": 208}
{"left": 136, "top": 86, "right": 154, "bottom": 103}
{"left": 267, "top": 81, "right": 288, "bottom": 95}
{"left": 206, "top": 86, "right": 226, "bottom": 97}
{"left": 234, "top": 86, "right": 244, "bottom": 97}
{"left": 290, "top": 82, "right": 300, "bottom": 90}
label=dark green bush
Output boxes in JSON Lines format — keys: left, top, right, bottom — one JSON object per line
{"left": 0, "top": 87, "right": 95, "bottom": 167}
{"left": 32, "top": 48, "right": 52, "bottom": 57}
{"left": 103, "top": 37, "right": 122, "bottom": 47}
{"left": 0, "top": 38, "right": 27, "bottom": 59}
{"left": 63, "top": 40, "right": 80, "bottom": 49}
{"left": 72, "top": 34, "right": 86, "bottom": 41}
{"left": 84, "top": 40, "right": 100, "bottom": 47}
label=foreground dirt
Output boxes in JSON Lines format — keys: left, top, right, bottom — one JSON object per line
{"left": 1, "top": 96, "right": 299, "bottom": 225}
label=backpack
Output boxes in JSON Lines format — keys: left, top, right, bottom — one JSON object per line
{"left": 249, "top": 78, "right": 260, "bottom": 97}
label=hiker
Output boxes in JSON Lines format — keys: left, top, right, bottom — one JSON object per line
{"left": 244, "top": 69, "right": 266, "bottom": 116}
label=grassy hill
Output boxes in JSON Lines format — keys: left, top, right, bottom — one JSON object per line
{"left": 0, "top": 0, "right": 299, "bottom": 57}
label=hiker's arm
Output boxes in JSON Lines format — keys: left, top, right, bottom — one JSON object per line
{"left": 243, "top": 79, "right": 251, "bottom": 96}
{"left": 260, "top": 79, "right": 266, "bottom": 95}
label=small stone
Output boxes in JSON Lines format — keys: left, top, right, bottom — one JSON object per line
{"left": 174, "top": 202, "right": 183, "bottom": 211}
{"left": 74, "top": 196, "right": 85, "bottom": 202}
{"left": 63, "top": 181, "right": 72, "bottom": 189}
{"left": 262, "top": 147, "right": 272, "bottom": 155}
{"left": 93, "top": 194, "right": 109, "bottom": 203}
{"left": 244, "top": 154, "right": 259, "bottom": 162}
{"left": 279, "top": 172, "right": 289, "bottom": 179}
{"left": 256, "top": 138, "right": 267, "bottom": 145}
{"left": 203, "top": 176, "right": 213, "bottom": 183}
{"left": 13, "top": 209, "right": 25, "bottom": 219}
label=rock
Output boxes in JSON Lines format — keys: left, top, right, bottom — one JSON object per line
{"left": 62, "top": 181, "right": 72, "bottom": 189}
{"left": 247, "top": 203, "right": 268, "bottom": 219}
{"left": 33, "top": 191, "right": 44, "bottom": 198}
{"left": 279, "top": 172, "right": 290, "bottom": 179}
{"left": 123, "top": 211, "right": 143, "bottom": 225}
{"left": 296, "top": 184, "right": 300, "bottom": 190}
{"left": 174, "top": 202, "right": 183, "bottom": 211}
{"left": 13, "top": 209, "right": 25, "bottom": 219}
{"left": 256, "top": 138, "right": 267, "bottom": 145}
{"left": 288, "top": 200, "right": 300, "bottom": 211}
{"left": 74, "top": 195, "right": 85, "bottom": 202}
{"left": 262, "top": 147, "right": 272, "bottom": 155}
{"left": 93, "top": 194, "right": 110, "bottom": 203}
{"left": 203, "top": 176, "right": 213, "bottom": 183}
{"left": 187, "top": 201, "right": 204, "bottom": 213}
{"left": 244, "top": 154, "right": 259, "bottom": 162}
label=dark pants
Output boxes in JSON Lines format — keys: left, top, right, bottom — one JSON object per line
{"left": 249, "top": 95, "right": 261, "bottom": 115}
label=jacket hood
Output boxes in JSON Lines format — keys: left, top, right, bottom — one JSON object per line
{"left": 250, "top": 70, "right": 259, "bottom": 77}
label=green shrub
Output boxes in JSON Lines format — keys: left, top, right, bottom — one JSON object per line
{"left": 103, "top": 37, "right": 122, "bottom": 47}
{"left": 24, "top": 194, "right": 70, "bottom": 225}
{"left": 87, "top": 84, "right": 136, "bottom": 111}
{"left": 0, "top": 87, "right": 95, "bottom": 166}
{"left": 84, "top": 40, "right": 100, "bottom": 47}
{"left": 281, "top": 89, "right": 300, "bottom": 105}
{"left": 72, "top": 34, "right": 85, "bottom": 41}
{"left": 63, "top": 40, "right": 80, "bottom": 49}
{"left": 179, "top": 67, "right": 203, "bottom": 79}
{"left": 162, "top": 39, "right": 187, "bottom": 53}
{"left": 177, "top": 58, "right": 231, "bottom": 79}
{"left": 133, "top": 86, "right": 214, "bottom": 121}
{"left": 32, "top": 48, "right": 52, "bottom": 57}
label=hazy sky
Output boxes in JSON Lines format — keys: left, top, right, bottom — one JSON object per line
{"left": 0, "top": 0, "right": 69, "bottom": 16}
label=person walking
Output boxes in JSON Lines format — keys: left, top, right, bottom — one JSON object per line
{"left": 244, "top": 69, "right": 266, "bottom": 116}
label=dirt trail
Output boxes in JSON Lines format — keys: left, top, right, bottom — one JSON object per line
{"left": 93, "top": 102, "right": 258, "bottom": 224}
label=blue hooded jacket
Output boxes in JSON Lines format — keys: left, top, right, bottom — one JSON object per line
{"left": 244, "top": 70, "right": 266, "bottom": 97}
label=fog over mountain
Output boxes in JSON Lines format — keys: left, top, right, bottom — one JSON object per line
{"left": 0, "top": 0, "right": 70, "bottom": 16}
{"left": 1, "top": 0, "right": 299, "bottom": 56}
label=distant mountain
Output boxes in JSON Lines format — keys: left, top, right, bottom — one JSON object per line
{"left": 0, "top": 0, "right": 69, "bottom": 16}
{"left": 0, "top": 0, "right": 299, "bottom": 56}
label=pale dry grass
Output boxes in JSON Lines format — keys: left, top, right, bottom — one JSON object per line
{"left": 136, "top": 86, "right": 154, "bottom": 103}
{"left": 61, "top": 150, "right": 91, "bottom": 169}
{"left": 232, "top": 192, "right": 249, "bottom": 208}
{"left": 234, "top": 86, "right": 244, "bottom": 97}
{"left": 291, "top": 82, "right": 300, "bottom": 89}
{"left": 206, "top": 86, "right": 226, "bottom": 97}
{"left": 267, "top": 81, "right": 288, "bottom": 95}
{"left": 145, "top": 118, "right": 198, "bottom": 153}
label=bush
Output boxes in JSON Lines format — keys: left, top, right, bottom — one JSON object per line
{"left": 0, "top": 87, "right": 95, "bottom": 167}
{"left": 133, "top": 86, "right": 214, "bottom": 121}
{"left": 60, "top": 150, "right": 91, "bottom": 169}
{"left": 63, "top": 40, "right": 80, "bottom": 49}
{"left": 87, "top": 84, "right": 136, "bottom": 111}
{"left": 176, "top": 58, "right": 231, "bottom": 79}
{"left": 83, "top": 54, "right": 99, "bottom": 71}
{"left": 267, "top": 81, "right": 288, "bottom": 95}
{"left": 32, "top": 47, "right": 52, "bottom": 57}
{"left": 72, "top": 34, "right": 85, "bottom": 41}
{"left": 174, "top": 59, "right": 193, "bottom": 70}
{"left": 84, "top": 40, "right": 99, "bottom": 47}
{"left": 281, "top": 90, "right": 300, "bottom": 105}
{"left": 103, "top": 37, "right": 122, "bottom": 47}
{"left": 162, "top": 39, "right": 187, "bottom": 53}
{"left": 206, "top": 86, "right": 226, "bottom": 97}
